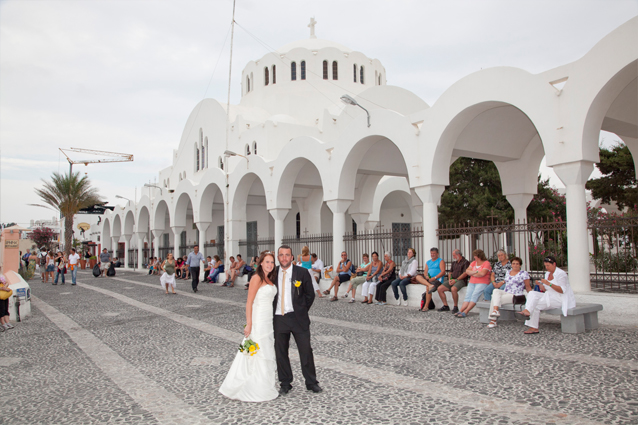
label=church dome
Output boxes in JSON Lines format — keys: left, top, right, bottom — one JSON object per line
{"left": 276, "top": 38, "right": 353, "bottom": 54}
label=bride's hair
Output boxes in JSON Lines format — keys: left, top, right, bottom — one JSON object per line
{"left": 256, "top": 251, "right": 276, "bottom": 283}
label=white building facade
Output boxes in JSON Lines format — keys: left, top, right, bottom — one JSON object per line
{"left": 101, "top": 18, "right": 637, "bottom": 293}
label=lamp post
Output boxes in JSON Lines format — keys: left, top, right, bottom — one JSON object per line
{"left": 115, "top": 195, "right": 131, "bottom": 205}
{"left": 340, "top": 94, "right": 371, "bottom": 127}
{"left": 143, "top": 183, "right": 163, "bottom": 195}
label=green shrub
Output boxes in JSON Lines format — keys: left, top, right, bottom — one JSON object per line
{"left": 591, "top": 250, "right": 638, "bottom": 273}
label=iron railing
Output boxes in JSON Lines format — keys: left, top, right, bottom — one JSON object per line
{"left": 158, "top": 247, "right": 174, "bottom": 261}
{"left": 204, "top": 241, "right": 225, "bottom": 259}
{"left": 127, "top": 249, "right": 138, "bottom": 268}
{"left": 239, "top": 237, "right": 275, "bottom": 260}
{"left": 283, "top": 233, "right": 334, "bottom": 267}
{"left": 588, "top": 216, "right": 638, "bottom": 291}
{"left": 344, "top": 228, "right": 424, "bottom": 272}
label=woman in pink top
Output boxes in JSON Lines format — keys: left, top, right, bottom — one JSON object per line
{"left": 455, "top": 249, "right": 492, "bottom": 318}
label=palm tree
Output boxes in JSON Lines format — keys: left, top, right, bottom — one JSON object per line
{"left": 32, "top": 172, "right": 103, "bottom": 255}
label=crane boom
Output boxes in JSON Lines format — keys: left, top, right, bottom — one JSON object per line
{"left": 59, "top": 147, "right": 134, "bottom": 174}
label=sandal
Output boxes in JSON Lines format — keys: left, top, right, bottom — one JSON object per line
{"left": 490, "top": 310, "right": 500, "bottom": 317}
{"left": 456, "top": 312, "right": 467, "bottom": 318}
{"left": 329, "top": 296, "right": 338, "bottom": 302}
{"left": 524, "top": 329, "right": 540, "bottom": 334}
{"left": 348, "top": 299, "right": 355, "bottom": 303}
{"left": 487, "top": 320, "right": 497, "bottom": 328}
{"left": 361, "top": 300, "right": 368, "bottom": 303}
{"left": 322, "top": 290, "right": 330, "bottom": 295}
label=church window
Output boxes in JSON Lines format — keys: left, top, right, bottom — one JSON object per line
{"left": 272, "top": 65, "right": 276, "bottom": 84}
{"left": 323, "top": 61, "right": 328, "bottom": 79}
{"left": 353, "top": 64, "right": 357, "bottom": 82}
{"left": 378, "top": 73, "right": 382, "bottom": 85}
{"left": 264, "top": 67, "right": 269, "bottom": 86}
{"left": 204, "top": 137, "right": 209, "bottom": 168}
{"left": 195, "top": 143, "right": 200, "bottom": 171}
{"left": 332, "top": 61, "right": 338, "bottom": 80}
{"left": 245, "top": 144, "right": 251, "bottom": 156}
{"left": 291, "top": 62, "right": 296, "bottom": 80}
{"left": 296, "top": 212, "right": 301, "bottom": 238}
{"left": 252, "top": 141, "right": 257, "bottom": 155}
{"left": 246, "top": 75, "right": 251, "bottom": 93}
{"left": 218, "top": 156, "right": 223, "bottom": 170}
{"left": 301, "top": 61, "right": 306, "bottom": 80}
{"left": 360, "top": 66, "right": 365, "bottom": 84}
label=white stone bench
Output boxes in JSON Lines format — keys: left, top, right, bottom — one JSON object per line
{"left": 216, "top": 272, "right": 248, "bottom": 286}
{"left": 476, "top": 301, "right": 603, "bottom": 334}
{"left": 317, "top": 278, "right": 466, "bottom": 309}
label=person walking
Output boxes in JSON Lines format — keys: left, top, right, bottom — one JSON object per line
{"left": 54, "top": 252, "right": 66, "bottom": 285}
{"left": 99, "top": 248, "right": 111, "bottom": 277}
{"left": 186, "top": 245, "right": 205, "bottom": 293}
{"left": 68, "top": 248, "right": 80, "bottom": 285}
{"left": 160, "top": 253, "right": 178, "bottom": 295}
{"left": 0, "top": 275, "right": 13, "bottom": 332}
{"left": 38, "top": 248, "right": 48, "bottom": 282}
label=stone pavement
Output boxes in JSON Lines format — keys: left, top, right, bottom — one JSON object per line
{"left": 2, "top": 269, "right": 637, "bottom": 424}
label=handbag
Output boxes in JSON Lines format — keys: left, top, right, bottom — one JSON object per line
{"left": 0, "top": 289, "right": 13, "bottom": 300}
{"left": 512, "top": 294, "right": 526, "bottom": 311}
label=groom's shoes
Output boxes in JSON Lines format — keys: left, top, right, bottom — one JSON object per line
{"left": 306, "top": 384, "right": 323, "bottom": 393}
{"left": 279, "top": 385, "right": 292, "bottom": 395}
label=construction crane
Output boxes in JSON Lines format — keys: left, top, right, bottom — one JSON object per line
{"left": 59, "top": 147, "right": 134, "bottom": 174}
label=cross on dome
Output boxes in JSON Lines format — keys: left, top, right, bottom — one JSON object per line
{"left": 308, "top": 17, "right": 317, "bottom": 39}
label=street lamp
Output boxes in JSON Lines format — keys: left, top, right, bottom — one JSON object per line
{"left": 143, "top": 183, "right": 162, "bottom": 195}
{"left": 115, "top": 195, "right": 131, "bottom": 202}
{"left": 340, "top": 94, "right": 370, "bottom": 127}
{"left": 224, "top": 150, "right": 247, "bottom": 159}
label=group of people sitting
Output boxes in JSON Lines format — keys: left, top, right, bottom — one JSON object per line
{"left": 321, "top": 247, "right": 576, "bottom": 334}
{"left": 148, "top": 255, "right": 192, "bottom": 280}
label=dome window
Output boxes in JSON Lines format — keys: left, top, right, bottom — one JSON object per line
{"left": 245, "top": 144, "right": 251, "bottom": 156}
{"left": 332, "top": 61, "right": 338, "bottom": 80}
{"left": 272, "top": 65, "right": 276, "bottom": 84}
{"left": 353, "top": 64, "right": 357, "bottom": 83}
{"left": 252, "top": 141, "right": 258, "bottom": 155}
{"left": 195, "top": 143, "right": 200, "bottom": 171}
{"left": 246, "top": 75, "right": 251, "bottom": 93}
{"left": 323, "top": 61, "right": 328, "bottom": 80}
{"left": 360, "top": 66, "right": 365, "bottom": 84}
{"left": 291, "top": 62, "right": 297, "bottom": 81}
{"left": 264, "top": 67, "right": 269, "bottom": 86}
{"left": 301, "top": 61, "right": 306, "bottom": 80}
{"left": 218, "top": 156, "right": 224, "bottom": 170}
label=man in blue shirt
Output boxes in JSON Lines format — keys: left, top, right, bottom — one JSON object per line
{"left": 186, "top": 245, "right": 205, "bottom": 293}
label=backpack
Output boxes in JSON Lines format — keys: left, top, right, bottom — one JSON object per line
{"left": 348, "top": 260, "right": 356, "bottom": 275}
{"left": 107, "top": 263, "right": 116, "bottom": 276}
{"left": 92, "top": 264, "right": 101, "bottom": 277}
{"left": 22, "top": 253, "right": 30, "bottom": 262}
{"left": 420, "top": 291, "right": 436, "bottom": 311}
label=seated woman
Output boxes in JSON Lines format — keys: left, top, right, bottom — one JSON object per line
{"left": 375, "top": 253, "right": 396, "bottom": 305}
{"left": 391, "top": 248, "right": 418, "bottom": 306}
{"left": 226, "top": 254, "right": 245, "bottom": 287}
{"left": 361, "top": 252, "right": 383, "bottom": 304}
{"left": 180, "top": 255, "right": 190, "bottom": 279}
{"left": 455, "top": 249, "right": 491, "bottom": 318}
{"left": 148, "top": 257, "right": 155, "bottom": 275}
{"left": 519, "top": 256, "right": 575, "bottom": 334}
{"left": 175, "top": 256, "right": 183, "bottom": 278}
{"left": 208, "top": 255, "right": 224, "bottom": 283}
{"left": 344, "top": 254, "right": 371, "bottom": 303}
{"left": 154, "top": 258, "right": 163, "bottom": 276}
{"left": 487, "top": 256, "right": 532, "bottom": 328}
{"left": 416, "top": 247, "right": 446, "bottom": 312}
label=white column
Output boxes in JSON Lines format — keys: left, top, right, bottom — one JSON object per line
{"left": 554, "top": 160, "right": 594, "bottom": 293}
{"left": 505, "top": 193, "right": 534, "bottom": 262}
{"left": 269, "top": 208, "right": 290, "bottom": 252}
{"left": 122, "top": 234, "right": 132, "bottom": 268}
{"left": 414, "top": 185, "right": 445, "bottom": 253}
{"left": 111, "top": 236, "right": 119, "bottom": 257}
{"left": 350, "top": 213, "right": 370, "bottom": 230}
{"left": 195, "top": 221, "right": 211, "bottom": 252}
{"left": 136, "top": 232, "right": 145, "bottom": 270}
{"left": 364, "top": 220, "right": 379, "bottom": 231}
{"left": 327, "top": 200, "right": 352, "bottom": 269}
{"left": 171, "top": 226, "right": 185, "bottom": 259}
{"left": 151, "top": 229, "right": 162, "bottom": 259}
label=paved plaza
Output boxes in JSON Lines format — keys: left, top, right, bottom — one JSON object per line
{"left": 3, "top": 269, "right": 638, "bottom": 424}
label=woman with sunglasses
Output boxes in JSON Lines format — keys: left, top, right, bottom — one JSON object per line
{"left": 519, "top": 256, "right": 576, "bottom": 334}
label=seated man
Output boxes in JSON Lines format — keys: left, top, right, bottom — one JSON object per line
{"left": 310, "top": 253, "right": 324, "bottom": 298}
{"left": 436, "top": 249, "right": 470, "bottom": 314}
{"left": 225, "top": 254, "right": 245, "bottom": 287}
{"left": 324, "top": 251, "right": 352, "bottom": 301}
{"left": 204, "top": 256, "right": 213, "bottom": 281}
{"left": 221, "top": 256, "right": 236, "bottom": 286}
{"left": 416, "top": 247, "right": 446, "bottom": 311}
{"left": 113, "top": 257, "right": 122, "bottom": 268}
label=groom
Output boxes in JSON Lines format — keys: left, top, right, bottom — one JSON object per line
{"left": 273, "top": 245, "right": 322, "bottom": 394}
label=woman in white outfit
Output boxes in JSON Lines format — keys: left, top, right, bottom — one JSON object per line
{"left": 160, "top": 253, "right": 177, "bottom": 295}
{"left": 361, "top": 252, "right": 383, "bottom": 304}
{"left": 219, "top": 251, "right": 279, "bottom": 402}
{"left": 519, "top": 256, "right": 576, "bottom": 334}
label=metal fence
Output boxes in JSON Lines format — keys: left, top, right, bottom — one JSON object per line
{"left": 239, "top": 237, "right": 275, "bottom": 260}
{"left": 204, "top": 241, "right": 225, "bottom": 259}
{"left": 127, "top": 249, "right": 137, "bottom": 268}
{"left": 283, "top": 233, "right": 334, "bottom": 266}
{"left": 344, "top": 228, "right": 425, "bottom": 272}
{"left": 588, "top": 216, "right": 638, "bottom": 291}
{"left": 158, "top": 247, "right": 173, "bottom": 260}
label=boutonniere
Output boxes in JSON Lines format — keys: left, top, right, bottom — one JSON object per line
{"left": 294, "top": 280, "right": 301, "bottom": 295}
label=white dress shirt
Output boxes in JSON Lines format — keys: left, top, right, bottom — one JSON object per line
{"left": 275, "top": 265, "right": 294, "bottom": 315}
{"left": 311, "top": 259, "right": 324, "bottom": 275}
{"left": 68, "top": 253, "right": 80, "bottom": 265}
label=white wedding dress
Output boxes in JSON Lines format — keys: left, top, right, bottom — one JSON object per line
{"left": 219, "top": 284, "right": 279, "bottom": 402}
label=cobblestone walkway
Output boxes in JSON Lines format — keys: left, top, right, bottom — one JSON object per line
{"left": 4, "top": 270, "right": 637, "bottom": 424}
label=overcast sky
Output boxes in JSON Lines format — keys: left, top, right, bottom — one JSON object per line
{"left": 1, "top": 0, "right": 636, "bottom": 225}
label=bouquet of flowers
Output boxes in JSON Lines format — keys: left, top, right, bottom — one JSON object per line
{"left": 238, "top": 338, "right": 260, "bottom": 357}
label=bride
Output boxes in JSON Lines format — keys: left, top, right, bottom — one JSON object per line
{"left": 219, "top": 251, "right": 279, "bottom": 402}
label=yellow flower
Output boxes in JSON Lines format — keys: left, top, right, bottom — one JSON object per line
{"left": 249, "top": 345, "right": 255, "bottom": 352}
{"left": 294, "top": 280, "right": 301, "bottom": 287}
{"left": 256, "top": 343, "right": 260, "bottom": 349}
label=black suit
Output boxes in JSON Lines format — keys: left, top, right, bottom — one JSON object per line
{"left": 272, "top": 264, "right": 317, "bottom": 388}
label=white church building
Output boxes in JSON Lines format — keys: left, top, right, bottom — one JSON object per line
{"left": 100, "top": 17, "right": 637, "bottom": 293}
